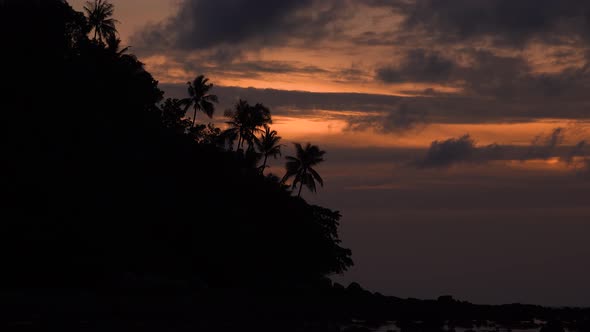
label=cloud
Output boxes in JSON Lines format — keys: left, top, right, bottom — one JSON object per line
{"left": 346, "top": 103, "right": 429, "bottom": 134}
{"left": 416, "top": 127, "right": 590, "bottom": 169}
{"left": 385, "top": 0, "right": 590, "bottom": 47}
{"left": 376, "top": 49, "right": 456, "bottom": 83}
{"left": 210, "top": 60, "right": 329, "bottom": 77}
{"left": 133, "top": 0, "right": 590, "bottom": 110}
{"left": 525, "top": 127, "right": 566, "bottom": 160}
{"left": 160, "top": 84, "right": 590, "bottom": 126}
{"left": 563, "top": 140, "right": 590, "bottom": 178}
{"left": 417, "top": 135, "right": 504, "bottom": 168}
{"left": 133, "top": 0, "right": 349, "bottom": 54}
{"left": 381, "top": 104, "right": 428, "bottom": 132}
{"left": 459, "top": 50, "right": 590, "bottom": 101}
{"left": 161, "top": 83, "right": 405, "bottom": 115}
{"left": 376, "top": 48, "right": 590, "bottom": 102}
{"left": 524, "top": 127, "right": 590, "bottom": 165}
{"left": 565, "top": 140, "right": 588, "bottom": 165}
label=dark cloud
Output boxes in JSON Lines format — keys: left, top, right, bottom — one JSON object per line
{"left": 376, "top": 48, "right": 590, "bottom": 106}
{"left": 161, "top": 84, "right": 590, "bottom": 126}
{"left": 134, "top": 0, "right": 347, "bottom": 54}
{"left": 525, "top": 127, "right": 566, "bottom": 160}
{"left": 381, "top": 103, "right": 427, "bottom": 132}
{"left": 347, "top": 103, "right": 429, "bottom": 134}
{"left": 417, "top": 135, "right": 504, "bottom": 168}
{"left": 386, "top": 0, "right": 590, "bottom": 47}
{"left": 333, "top": 65, "right": 370, "bottom": 84}
{"left": 416, "top": 127, "right": 590, "bottom": 169}
{"left": 460, "top": 50, "right": 590, "bottom": 101}
{"left": 220, "top": 61, "right": 328, "bottom": 76}
{"left": 376, "top": 49, "right": 456, "bottom": 83}
{"left": 566, "top": 140, "right": 588, "bottom": 165}
{"left": 181, "top": 59, "right": 330, "bottom": 79}
{"left": 161, "top": 83, "right": 405, "bottom": 115}
{"left": 457, "top": 50, "right": 530, "bottom": 98}
{"left": 350, "top": 30, "right": 398, "bottom": 46}
{"left": 525, "top": 127, "right": 590, "bottom": 165}
{"left": 134, "top": 0, "right": 590, "bottom": 109}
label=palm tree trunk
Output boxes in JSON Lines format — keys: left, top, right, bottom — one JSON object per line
{"left": 297, "top": 169, "right": 308, "bottom": 197}
{"left": 94, "top": 29, "right": 98, "bottom": 41}
{"left": 192, "top": 107, "right": 197, "bottom": 127}
{"left": 261, "top": 154, "right": 268, "bottom": 174}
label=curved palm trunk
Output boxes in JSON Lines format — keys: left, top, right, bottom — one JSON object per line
{"left": 245, "top": 129, "right": 253, "bottom": 152}
{"left": 297, "top": 170, "right": 307, "bottom": 198}
{"left": 261, "top": 154, "right": 268, "bottom": 174}
{"left": 192, "top": 107, "right": 198, "bottom": 128}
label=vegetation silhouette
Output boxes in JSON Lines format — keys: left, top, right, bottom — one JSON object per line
{"left": 255, "top": 126, "right": 283, "bottom": 174}
{"left": 1, "top": 1, "right": 589, "bottom": 331}
{"left": 282, "top": 143, "right": 327, "bottom": 197}
{"left": 84, "top": 0, "right": 118, "bottom": 43}
{"left": 224, "top": 99, "right": 272, "bottom": 152}
{"left": 182, "top": 74, "right": 219, "bottom": 128}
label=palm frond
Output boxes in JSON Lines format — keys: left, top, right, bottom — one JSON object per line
{"left": 201, "top": 100, "right": 215, "bottom": 118}
{"left": 205, "top": 94, "right": 219, "bottom": 103}
{"left": 308, "top": 167, "right": 324, "bottom": 187}
{"left": 282, "top": 142, "right": 326, "bottom": 197}
{"left": 303, "top": 173, "right": 317, "bottom": 193}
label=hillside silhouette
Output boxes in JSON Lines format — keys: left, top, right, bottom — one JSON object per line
{"left": 1, "top": 0, "right": 352, "bottom": 286}
{"left": 1, "top": 1, "right": 589, "bottom": 331}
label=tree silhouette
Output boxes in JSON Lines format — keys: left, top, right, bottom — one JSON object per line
{"left": 224, "top": 99, "right": 272, "bottom": 152}
{"left": 84, "top": 0, "right": 118, "bottom": 43}
{"left": 224, "top": 99, "right": 250, "bottom": 151}
{"left": 188, "top": 123, "right": 223, "bottom": 145}
{"left": 106, "top": 33, "right": 129, "bottom": 56}
{"left": 255, "top": 127, "right": 282, "bottom": 174}
{"left": 182, "top": 75, "right": 219, "bottom": 128}
{"left": 160, "top": 98, "right": 191, "bottom": 134}
{"left": 282, "top": 143, "right": 326, "bottom": 197}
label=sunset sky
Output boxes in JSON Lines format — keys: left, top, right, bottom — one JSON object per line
{"left": 71, "top": 0, "right": 590, "bottom": 306}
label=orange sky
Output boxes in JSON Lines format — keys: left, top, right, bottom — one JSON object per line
{"left": 272, "top": 115, "right": 589, "bottom": 148}
{"left": 69, "top": 0, "right": 590, "bottom": 157}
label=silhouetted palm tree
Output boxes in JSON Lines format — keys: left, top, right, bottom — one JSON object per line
{"left": 84, "top": 0, "right": 118, "bottom": 43}
{"left": 244, "top": 103, "right": 272, "bottom": 152}
{"left": 255, "top": 127, "right": 282, "bottom": 173}
{"left": 106, "top": 33, "right": 129, "bottom": 56}
{"left": 182, "top": 75, "right": 218, "bottom": 128}
{"left": 224, "top": 100, "right": 249, "bottom": 151}
{"left": 224, "top": 100, "right": 271, "bottom": 151}
{"left": 282, "top": 143, "right": 326, "bottom": 197}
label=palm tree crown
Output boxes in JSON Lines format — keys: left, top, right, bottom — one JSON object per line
{"left": 182, "top": 75, "right": 219, "bottom": 128}
{"left": 224, "top": 100, "right": 272, "bottom": 152}
{"left": 282, "top": 143, "right": 326, "bottom": 197}
{"left": 255, "top": 127, "right": 282, "bottom": 174}
{"left": 84, "top": 0, "right": 118, "bottom": 43}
